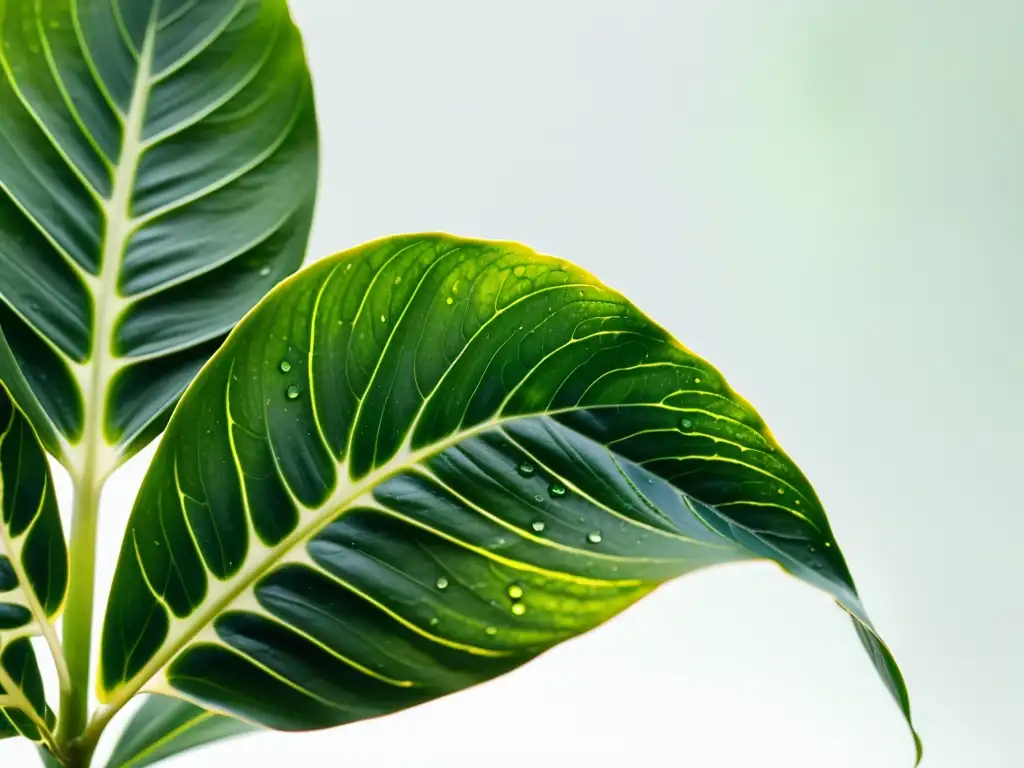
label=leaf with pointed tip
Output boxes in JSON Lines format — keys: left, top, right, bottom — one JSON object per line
{"left": 0, "top": 0, "right": 318, "bottom": 477}
{"left": 0, "top": 385, "right": 65, "bottom": 745}
{"left": 104, "top": 695, "right": 255, "bottom": 768}
{"left": 100, "top": 235, "right": 921, "bottom": 764}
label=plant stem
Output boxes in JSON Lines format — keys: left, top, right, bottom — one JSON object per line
{"left": 56, "top": 468, "right": 104, "bottom": 768}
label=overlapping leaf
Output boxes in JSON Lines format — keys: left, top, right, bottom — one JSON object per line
{"left": 105, "top": 695, "right": 254, "bottom": 768}
{"left": 100, "top": 235, "right": 920, "bottom": 762}
{"left": 0, "top": 0, "right": 318, "bottom": 478}
{"left": 0, "top": 387, "right": 66, "bottom": 747}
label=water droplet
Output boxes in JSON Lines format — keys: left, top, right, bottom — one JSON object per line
{"left": 548, "top": 483, "right": 566, "bottom": 497}
{"left": 777, "top": 488, "right": 784, "bottom": 495}
{"left": 507, "top": 583, "right": 524, "bottom": 600}
{"left": 511, "top": 603, "right": 526, "bottom": 616}
{"left": 380, "top": 314, "right": 387, "bottom": 323}
{"left": 680, "top": 418, "right": 693, "bottom": 430}
{"left": 446, "top": 297, "right": 453, "bottom": 305}
{"left": 694, "top": 377, "right": 701, "bottom": 384}
{"left": 345, "top": 263, "right": 353, "bottom": 271}
{"left": 259, "top": 265, "right": 271, "bottom": 276}
{"left": 513, "top": 266, "right": 526, "bottom": 277}
{"left": 531, "top": 520, "right": 546, "bottom": 533}
{"left": 485, "top": 626, "right": 498, "bottom": 636}
{"left": 286, "top": 385, "right": 300, "bottom": 399}
{"left": 279, "top": 361, "right": 292, "bottom": 373}
{"left": 517, "top": 461, "right": 535, "bottom": 477}
{"left": 587, "top": 531, "right": 603, "bottom": 544}
{"left": 393, "top": 275, "right": 402, "bottom": 285}
{"left": 808, "top": 546, "right": 816, "bottom": 554}
{"left": 435, "top": 577, "right": 449, "bottom": 590}
{"left": 533, "top": 494, "right": 544, "bottom": 502}
{"left": 795, "top": 500, "right": 801, "bottom": 505}
{"left": 429, "top": 617, "right": 439, "bottom": 626}
{"left": 824, "top": 542, "right": 832, "bottom": 548}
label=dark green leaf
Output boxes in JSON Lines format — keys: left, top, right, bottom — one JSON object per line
{"left": 100, "top": 235, "right": 920, "bottom": 763}
{"left": 0, "top": 0, "right": 318, "bottom": 477}
{"left": 0, "top": 383, "right": 66, "bottom": 745}
{"left": 104, "top": 695, "right": 254, "bottom": 768}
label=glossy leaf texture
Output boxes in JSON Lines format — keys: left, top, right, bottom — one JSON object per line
{"left": 0, "top": 387, "right": 66, "bottom": 744}
{"left": 0, "top": 0, "right": 318, "bottom": 477}
{"left": 104, "top": 695, "right": 253, "bottom": 768}
{"left": 100, "top": 235, "right": 921, "bottom": 763}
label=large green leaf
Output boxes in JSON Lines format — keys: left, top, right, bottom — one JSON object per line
{"left": 104, "top": 695, "right": 254, "bottom": 768}
{"left": 0, "top": 386, "right": 66, "bottom": 747}
{"left": 0, "top": 0, "right": 318, "bottom": 478}
{"left": 100, "top": 235, "right": 921, "bottom": 762}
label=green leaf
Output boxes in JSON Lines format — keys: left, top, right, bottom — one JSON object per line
{"left": 0, "top": 0, "right": 318, "bottom": 477}
{"left": 104, "top": 695, "right": 254, "bottom": 768}
{"left": 100, "top": 235, "right": 921, "bottom": 763}
{"left": 0, "top": 384, "right": 66, "bottom": 745}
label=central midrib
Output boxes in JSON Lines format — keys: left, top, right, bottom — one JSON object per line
{"left": 79, "top": 28, "right": 156, "bottom": 483}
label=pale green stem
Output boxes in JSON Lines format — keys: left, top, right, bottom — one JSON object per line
{"left": 56, "top": 468, "right": 104, "bottom": 768}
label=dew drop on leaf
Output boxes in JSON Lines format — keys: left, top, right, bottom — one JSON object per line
{"left": 286, "top": 385, "right": 300, "bottom": 399}
{"left": 513, "top": 266, "right": 525, "bottom": 277}
{"left": 446, "top": 297, "right": 453, "bottom": 305}
{"left": 587, "top": 531, "right": 603, "bottom": 544}
{"left": 517, "top": 461, "right": 535, "bottom": 477}
{"left": 380, "top": 314, "right": 386, "bottom": 323}
{"left": 548, "top": 483, "right": 566, "bottom": 497}
{"left": 694, "top": 377, "right": 701, "bottom": 384}
{"left": 279, "top": 361, "right": 292, "bottom": 373}
{"left": 435, "top": 577, "right": 449, "bottom": 590}
{"left": 485, "top": 626, "right": 498, "bottom": 636}
{"left": 507, "top": 583, "right": 524, "bottom": 600}
{"left": 531, "top": 520, "right": 546, "bottom": 533}
{"left": 511, "top": 603, "right": 526, "bottom": 616}
{"left": 680, "top": 418, "right": 693, "bottom": 430}
{"left": 259, "top": 265, "right": 271, "bottom": 276}
{"left": 429, "top": 617, "right": 439, "bottom": 626}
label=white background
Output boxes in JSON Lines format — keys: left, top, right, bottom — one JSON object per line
{"left": 7, "top": 1, "right": 1023, "bottom": 766}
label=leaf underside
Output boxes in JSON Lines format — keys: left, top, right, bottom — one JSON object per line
{"left": 105, "top": 695, "right": 254, "bottom": 768}
{"left": 0, "top": 387, "right": 66, "bottom": 744}
{"left": 0, "top": 0, "right": 317, "bottom": 475}
{"left": 100, "top": 234, "right": 920, "bottom": 762}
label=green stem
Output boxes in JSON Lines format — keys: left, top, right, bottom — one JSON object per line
{"left": 56, "top": 468, "right": 104, "bottom": 768}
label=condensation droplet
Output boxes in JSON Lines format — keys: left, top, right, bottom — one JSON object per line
{"left": 548, "top": 484, "right": 566, "bottom": 497}
{"left": 533, "top": 494, "right": 544, "bottom": 502}
{"left": 795, "top": 500, "right": 802, "bottom": 505}
{"left": 429, "top": 617, "right": 439, "bottom": 626}
{"left": 380, "top": 314, "right": 387, "bottom": 323}
{"left": 777, "top": 488, "right": 784, "bottom": 495}
{"left": 286, "top": 385, "right": 300, "bottom": 399}
{"left": 511, "top": 603, "right": 526, "bottom": 616}
{"left": 587, "top": 531, "right": 603, "bottom": 544}
{"left": 531, "top": 520, "right": 546, "bottom": 533}
{"left": 808, "top": 546, "right": 816, "bottom": 554}
{"left": 393, "top": 275, "right": 402, "bottom": 285}
{"left": 513, "top": 266, "right": 525, "bottom": 277}
{"left": 694, "top": 377, "right": 701, "bottom": 384}
{"left": 517, "top": 461, "right": 535, "bottom": 477}
{"left": 446, "top": 297, "right": 453, "bottom": 305}
{"left": 279, "top": 361, "right": 292, "bottom": 373}
{"left": 259, "top": 265, "right": 271, "bottom": 276}
{"left": 435, "top": 577, "right": 449, "bottom": 590}
{"left": 824, "top": 542, "right": 832, "bottom": 548}
{"left": 485, "top": 626, "right": 498, "bottom": 636}
{"left": 680, "top": 418, "right": 693, "bottom": 430}
{"left": 507, "top": 583, "right": 524, "bottom": 600}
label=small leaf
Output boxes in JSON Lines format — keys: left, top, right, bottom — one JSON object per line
{"left": 100, "top": 234, "right": 920, "bottom": 762}
{"left": 105, "top": 695, "right": 255, "bottom": 768}
{"left": 0, "top": 384, "right": 66, "bottom": 745}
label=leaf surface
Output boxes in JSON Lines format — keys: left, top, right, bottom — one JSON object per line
{"left": 104, "top": 695, "right": 254, "bottom": 768}
{"left": 0, "top": 0, "right": 318, "bottom": 477}
{"left": 0, "top": 387, "right": 65, "bottom": 745}
{"left": 100, "top": 235, "right": 920, "bottom": 763}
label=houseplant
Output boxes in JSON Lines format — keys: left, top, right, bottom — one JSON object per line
{"left": 0, "top": 1, "right": 919, "bottom": 766}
